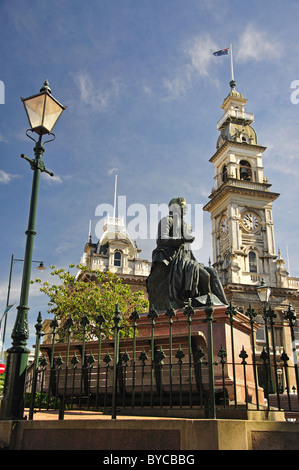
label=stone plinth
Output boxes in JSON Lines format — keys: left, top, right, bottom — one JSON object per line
{"left": 135, "top": 305, "right": 265, "bottom": 405}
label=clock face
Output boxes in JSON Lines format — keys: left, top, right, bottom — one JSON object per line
{"left": 220, "top": 217, "right": 228, "bottom": 236}
{"left": 242, "top": 213, "right": 259, "bottom": 231}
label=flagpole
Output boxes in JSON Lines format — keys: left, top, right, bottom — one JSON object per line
{"left": 113, "top": 174, "right": 118, "bottom": 219}
{"left": 229, "top": 43, "right": 234, "bottom": 82}
{"left": 88, "top": 219, "right": 92, "bottom": 243}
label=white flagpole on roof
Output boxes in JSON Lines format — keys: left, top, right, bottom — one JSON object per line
{"left": 113, "top": 174, "right": 118, "bottom": 219}
{"left": 229, "top": 43, "right": 234, "bottom": 82}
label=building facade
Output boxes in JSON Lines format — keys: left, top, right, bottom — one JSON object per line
{"left": 79, "top": 215, "right": 151, "bottom": 293}
{"left": 204, "top": 80, "right": 299, "bottom": 386}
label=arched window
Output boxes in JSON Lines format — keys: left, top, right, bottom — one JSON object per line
{"left": 114, "top": 251, "right": 122, "bottom": 267}
{"left": 249, "top": 251, "right": 257, "bottom": 273}
{"left": 222, "top": 165, "right": 228, "bottom": 182}
{"left": 239, "top": 160, "right": 252, "bottom": 181}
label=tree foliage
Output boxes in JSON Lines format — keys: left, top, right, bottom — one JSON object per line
{"left": 32, "top": 264, "right": 149, "bottom": 341}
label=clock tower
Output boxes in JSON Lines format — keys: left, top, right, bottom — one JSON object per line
{"left": 204, "top": 80, "right": 281, "bottom": 289}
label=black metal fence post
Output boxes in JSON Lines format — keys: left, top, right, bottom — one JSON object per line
{"left": 38, "top": 355, "right": 47, "bottom": 410}
{"left": 218, "top": 345, "right": 227, "bottom": 410}
{"left": 165, "top": 305, "right": 176, "bottom": 408}
{"left": 239, "top": 346, "right": 248, "bottom": 410}
{"left": 139, "top": 348, "right": 148, "bottom": 408}
{"left": 46, "top": 316, "right": 58, "bottom": 410}
{"left": 260, "top": 348, "right": 270, "bottom": 411}
{"left": 70, "top": 352, "right": 79, "bottom": 409}
{"left": 87, "top": 351, "right": 95, "bottom": 409}
{"left": 129, "top": 307, "right": 139, "bottom": 409}
{"left": 111, "top": 304, "right": 122, "bottom": 419}
{"left": 29, "top": 312, "right": 43, "bottom": 419}
{"left": 147, "top": 306, "right": 158, "bottom": 408}
{"left": 95, "top": 311, "right": 105, "bottom": 409}
{"left": 175, "top": 345, "right": 185, "bottom": 408}
{"left": 285, "top": 304, "right": 299, "bottom": 400}
{"left": 268, "top": 305, "right": 280, "bottom": 409}
{"left": 281, "top": 350, "right": 292, "bottom": 411}
{"left": 103, "top": 351, "right": 112, "bottom": 410}
{"left": 263, "top": 306, "right": 275, "bottom": 395}
{"left": 226, "top": 302, "right": 237, "bottom": 408}
{"left": 204, "top": 294, "right": 216, "bottom": 419}
{"left": 246, "top": 305, "right": 259, "bottom": 409}
{"left": 183, "top": 300, "right": 194, "bottom": 409}
{"left": 54, "top": 354, "right": 63, "bottom": 410}
{"left": 59, "top": 315, "right": 73, "bottom": 420}
{"left": 155, "top": 346, "right": 166, "bottom": 408}
{"left": 79, "top": 313, "right": 90, "bottom": 409}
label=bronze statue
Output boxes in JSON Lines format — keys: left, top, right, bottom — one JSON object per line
{"left": 146, "top": 197, "right": 228, "bottom": 310}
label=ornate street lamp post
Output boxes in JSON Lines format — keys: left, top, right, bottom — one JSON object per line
{"left": 1, "top": 81, "right": 65, "bottom": 420}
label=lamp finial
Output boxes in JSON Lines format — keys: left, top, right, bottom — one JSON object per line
{"left": 40, "top": 80, "right": 51, "bottom": 94}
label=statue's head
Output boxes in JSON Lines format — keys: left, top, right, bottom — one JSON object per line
{"left": 168, "top": 197, "right": 187, "bottom": 216}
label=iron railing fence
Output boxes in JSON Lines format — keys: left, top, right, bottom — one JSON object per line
{"left": 25, "top": 301, "right": 299, "bottom": 421}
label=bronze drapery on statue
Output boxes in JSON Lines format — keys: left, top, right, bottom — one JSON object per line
{"left": 146, "top": 197, "right": 228, "bottom": 310}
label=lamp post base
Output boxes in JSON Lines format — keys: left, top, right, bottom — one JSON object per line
{"left": 1, "top": 348, "right": 29, "bottom": 420}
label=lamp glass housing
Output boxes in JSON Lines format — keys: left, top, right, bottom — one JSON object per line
{"left": 36, "top": 262, "right": 46, "bottom": 271}
{"left": 22, "top": 89, "right": 65, "bottom": 135}
{"left": 257, "top": 280, "right": 271, "bottom": 304}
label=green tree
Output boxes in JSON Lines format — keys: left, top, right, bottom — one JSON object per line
{"left": 32, "top": 264, "right": 148, "bottom": 340}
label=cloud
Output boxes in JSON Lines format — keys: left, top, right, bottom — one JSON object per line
{"left": 161, "top": 34, "right": 218, "bottom": 101}
{"left": 186, "top": 34, "right": 218, "bottom": 78}
{"left": 0, "top": 170, "right": 20, "bottom": 184}
{"left": 236, "top": 24, "right": 283, "bottom": 62}
{"left": 259, "top": 115, "right": 299, "bottom": 178}
{"left": 107, "top": 168, "right": 118, "bottom": 176}
{"left": 161, "top": 24, "right": 283, "bottom": 102}
{"left": 41, "top": 173, "right": 73, "bottom": 185}
{"left": 76, "top": 71, "right": 124, "bottom": 112}
{"left": 142, "top": 85, "right": 153, "bottom": 96}
{"left": 162, "top": 77, "right": 187, "bottom": 101}
{"left": 54, "top": 241, "right": 77, "bottom": 255}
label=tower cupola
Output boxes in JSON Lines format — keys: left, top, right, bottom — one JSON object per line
{"left": 216, "top": 80, "right": 256, "bottom": 149}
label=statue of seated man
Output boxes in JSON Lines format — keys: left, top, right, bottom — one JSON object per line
{"left": 146, "top": 197, "right": 228, "bottom": 310}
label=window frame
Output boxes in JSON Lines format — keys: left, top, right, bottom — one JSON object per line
{"left": 113, "top": 250, "right": 122, "bottom": 267}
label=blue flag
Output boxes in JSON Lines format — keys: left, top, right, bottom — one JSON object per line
{"left": 213, "top": 48, "right": 229, "bottom": 57}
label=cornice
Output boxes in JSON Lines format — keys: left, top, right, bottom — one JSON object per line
{"left": 203, "top": 181, "right": 280, "bottom": 212}
{"left": 224, "top": 282, "right": 299, "bottom": 298}
{"left": 209, "top": 140, "right": 267, "bottom": 163}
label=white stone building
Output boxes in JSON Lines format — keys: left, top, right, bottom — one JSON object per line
{"left": 79, "top": 215, "right": 151, "bottom": 293}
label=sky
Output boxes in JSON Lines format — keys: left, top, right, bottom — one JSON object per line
{"left": 0, "top": 0, "right": 299, "bottom": 349}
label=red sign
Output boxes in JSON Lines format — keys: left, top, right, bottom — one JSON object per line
{"left": 0, "top": 364, "right": 6, "bottom": 374}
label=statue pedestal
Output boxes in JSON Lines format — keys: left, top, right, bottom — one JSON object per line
{"left": 136, "top": 306, "right": 264, "bottom": 406}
